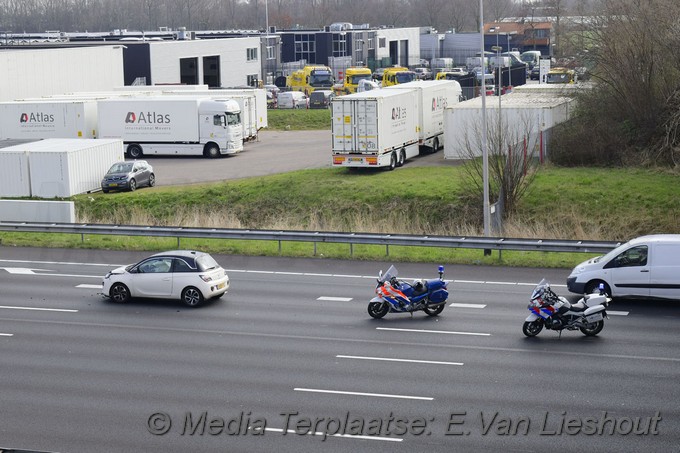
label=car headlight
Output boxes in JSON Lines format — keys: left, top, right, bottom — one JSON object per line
{"left": 200, "top": 275, "right": 213, "bottom": 282}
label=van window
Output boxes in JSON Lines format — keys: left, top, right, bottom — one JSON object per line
{"left": 654, "top": 244, "right": 680, "bottom": 265}
{"left": 605, "top": 245, "right": 648, "bottom": 268}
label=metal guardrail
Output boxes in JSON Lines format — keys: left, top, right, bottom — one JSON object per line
{"left": 0, "top": 221, "right": 622, "bottom": 255}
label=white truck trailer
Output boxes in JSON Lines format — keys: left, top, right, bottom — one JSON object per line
{"left": 0, "top": 100, "right": 98, "bottom": 140}
{"left": 331, "top": 88, "right": 420, "bottom": 170}
{"left": 97, "top": 96, "right": 243, "bottom": 158}
{"left": 384, "top": 80, "right": 462, "bottom": 153}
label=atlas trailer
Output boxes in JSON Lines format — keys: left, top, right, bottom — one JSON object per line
{"left": 384, "top": 80, "right": 462, "bottom": 153}
{"left": 97, "top": 96, "right": 243, "bottom": 158}
{"left": 0, "top": 99, "right": 98, "bottom": 140}
{"left": 331, "top": 87, "right": 420, "bottom": 170}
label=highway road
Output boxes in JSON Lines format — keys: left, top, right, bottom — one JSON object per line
{"left": 0, "top": 246, "right": 678, "bottom": 452}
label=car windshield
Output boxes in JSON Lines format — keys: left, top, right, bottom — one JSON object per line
{"left": 310, "top": 72, "right": 333, "bottom": 87}
{"left": 226, "top": 111, "right": 241, "bottom": 126}
{"left": 108, "top": 163, "right": 133, "bottom": 174}
{"left": 396, "top": 73, "right": 416, "bottom": 83}
{"left": 196, "top": 254, "right": 220, "bottom": 271}
{"left": 546, "top": 73, "right": 571, "bottom": 83}
{"left": 352, "top": 74, "right": 371, "bottom": 83}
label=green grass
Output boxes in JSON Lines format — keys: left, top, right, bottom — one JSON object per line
{"left": 2, "top": 165, "right": 679, "bottom": 269}
{"left": 266, "top": 108, "right": 332, "bottom": 130}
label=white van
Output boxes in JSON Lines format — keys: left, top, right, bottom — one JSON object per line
{"left": 567, "top": 234, "right": 680, "bottom": 300}
{"left": 277, "top": 91, "right": 308, "bottom": 109}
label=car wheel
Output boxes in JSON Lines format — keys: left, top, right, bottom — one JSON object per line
{"left": 129, "top": 178, "right": 137, "bottom": 192}
{"left": 127, "top": 145, "right": 142, "bottom": 158}
{"left": 148, "top": 173, "right": 156, "bottom": 187}
{"left": 182, "top": 287, "right": 204, "bottom": 307}
{"left": 585, "top": 280, "right": 611, "bottom": 297}
{"left": 110, "top": 283, "right": 130, "bottom": 303}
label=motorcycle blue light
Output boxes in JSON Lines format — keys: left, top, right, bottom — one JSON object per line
{"left": 438, "top": 265, "right": 444, "bottom": 272}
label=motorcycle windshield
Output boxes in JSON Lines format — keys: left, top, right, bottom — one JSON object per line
{"left": 380, "top": 265, "right": 399, "bottom": 283}
{"left": 531, "top": 279, "right": 550, "bottom": 300}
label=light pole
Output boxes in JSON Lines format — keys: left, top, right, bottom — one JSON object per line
{"left": 480, "top": 0, "right": 490, "bottom": 238}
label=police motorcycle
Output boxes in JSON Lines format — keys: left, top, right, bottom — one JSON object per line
{"left": 523, "top": 279, "right": 611, "bottom": 337}
{"left": 367, "top": 265, "right": 449, "bottom": 319}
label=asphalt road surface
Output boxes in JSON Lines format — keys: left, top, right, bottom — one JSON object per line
{"left": 148, "top": 130, "right": 459, "bottom": 187}
{"left": 0, "top": 247, "right": 678, "bottom": 452}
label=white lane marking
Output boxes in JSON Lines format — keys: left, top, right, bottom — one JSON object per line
{"left": 485, "top": 281, "right": 516, "bottom": 285}
{"left": 607, "top": 311, "right": 629, "bottom": 316}
{"left": 0, "top": 333, "right": 13, "bottom": 337}
{"left": 318, "top": 296, "right": 353, "bottom": 302}
{"left": 377, "top": 327, "right": 491, "bottom": 337}
{"left": 337, "top": 355, "right": 463, "bottom": 366}
{"left": 263, "top": 427, "right": 402, "bottom": 442}
{"left": 294, "top": 388, "right": 433, "bottom": 401}
{"left": 0, "top": 259, "right": 118, "bottom": 267}
{"left": 449, "top": 303, "right": 487, "bottom": 309}
{"left": 0, "top": 267, "right": 53, "bottom": 274}
{"left": 0, "top": 305, "right": 78, "bottom": 313}
{"left": 454, "top": 279, "right": 485, "bottom": 284}
{"left": 76, "top": 284, "right": 103, "bottom": 289}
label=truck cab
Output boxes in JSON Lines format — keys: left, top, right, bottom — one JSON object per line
{"left": 546, "top": 67, "right": 576, "bottom": 84}
{"left": 334, "top": 67, "right": 372, "bottom": 95}
{"left": 288, "top": 65, "right": 334, "bottom": 95}
{"left": 382, "top": 67, "right": 417, "bottom": 87}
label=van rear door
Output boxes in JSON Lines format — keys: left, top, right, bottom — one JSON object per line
{"left": 649, "top": 243, "right": 680, "bottom": 299}
{"left": 604, "top": 244, "right": 650, "bottom": 298}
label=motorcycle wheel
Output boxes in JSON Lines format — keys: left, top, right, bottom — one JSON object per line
{"left": 580, "top": 320, "right": 604, "bottom": 336}
{"left": 423, "top": 303, "right": 445, "bottom": 316}
{"left": 367, "top": 302, "right": 389, "bottom": 319}
{"left": 522, "top": 320, "right": 544, "bottom": 337}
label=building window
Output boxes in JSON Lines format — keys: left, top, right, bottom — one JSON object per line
{"left": 247, "top": 74, "right": 259, "bottom": 87}
{"left": 247, "top": 48, "right": 258, "bottom": 61}
{"left": 379, "top": 37, "right": 386, "bottom": 48}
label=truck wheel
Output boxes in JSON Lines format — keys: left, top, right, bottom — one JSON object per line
{"left": 388, "top": 152, "right": 397, "bottom": 171}
{"left": 127, "top": 145, "right": 142, "bottom": 158}
{"left": 205, "top": 144, "right": 221, "bottom": 158}
{"left": 397, "top": 149, "right": 406, "bottom": 167}
{"left": 432, "top": 137, "right": 440, "bottom": 153}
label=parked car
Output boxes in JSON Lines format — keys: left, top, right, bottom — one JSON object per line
{"left": 102, "top": 250, "right": 230, "bottom": 307}
{"left": 413, "top": 67, "right": 433, "bottom": 80}
{"left": 277, "top": 91, "right": 308, "bottom": 109}
{"left": 309, "top": 90, "right": 334, "bottom": 109}
{"left": 101, "top": 160, "right": 154, "bottom": 193}
{"left": 529, "top": 66, "right": 540, "bottom": 80}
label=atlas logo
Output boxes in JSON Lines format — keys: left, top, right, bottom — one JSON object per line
{"left": 124, "top": 111, "right": 171, "bottom": 124}
{"left": 20, "top": 112, "right": 55, "bottom": 123}
{"left": 391, "top": 106, "right": 407, "bottom": 120}
{"left": 431, "top": 96, "right": 447, "bottom": 111}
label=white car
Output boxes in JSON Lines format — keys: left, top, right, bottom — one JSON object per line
{"left": 102, "top": 250, "right": 229, "bottom": 307}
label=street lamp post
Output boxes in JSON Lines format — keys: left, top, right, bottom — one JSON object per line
{"left": 480, "top": 0, "right": 490, "bottom": 238}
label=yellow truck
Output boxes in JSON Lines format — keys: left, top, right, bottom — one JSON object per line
{"left": 546, "top": 67, "right": 576, "bottom": 84}
{"left": 333, "top": 67, "right": 373, "bottom": 95}
{"left": 287, "top": 65, "right": 334, "bottom": 95}
{"left": 381, "top": 67, "right": 417, "bottom": 87}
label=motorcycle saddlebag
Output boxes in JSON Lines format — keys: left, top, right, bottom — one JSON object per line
{"left": 429, "top": 289, "right": 448, "bottom": 304}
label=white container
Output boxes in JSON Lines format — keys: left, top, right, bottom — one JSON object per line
{"left": 384, "top": 80, "right": 462, "bottom": 152}
{"left": 1, "top": 138, "right": 124, "bottom": 197}
{"left": 0, "top": 148, "right": 31, "bottom": 197}
{"left": 443, "top": 92, "right": 576, "bottom": 159}
{"left": 0, "top": 100, "right": 98, "bottom": 140}
{"left": 331, "top": 87, "right": 420, "bottom": 168}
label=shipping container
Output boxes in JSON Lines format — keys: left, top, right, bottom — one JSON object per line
{"left": 0, "top": 138, "right": 123, "bottom": 198}
{"left": 0, "top": 100, "right": 98, "bottom": 140}
{"left": 443, "top": 92, "right": 576, "bottom": 160}
{"left": 331, "top": 88, "right": 420, "bottom": 169}
{"left": 0, "top": 147, "right": 31, "bottom": 197}
{"left": 384, "top": 80, "right": 462, "bottom": 153}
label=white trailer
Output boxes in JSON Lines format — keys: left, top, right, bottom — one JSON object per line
{"left": 431, "top": 58, "right": 454, "bottom": 69}
{"left": 331, "top": 88, "right": 420, "bottom": 169}
{"left": 97, "top": 96, "right": 243, "bottom": 158}
{"left": 0, "top": 100, "right": 98, "bottom": 140}
{"left": 384, "top": 80, "right": 462, "bottom": 153}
